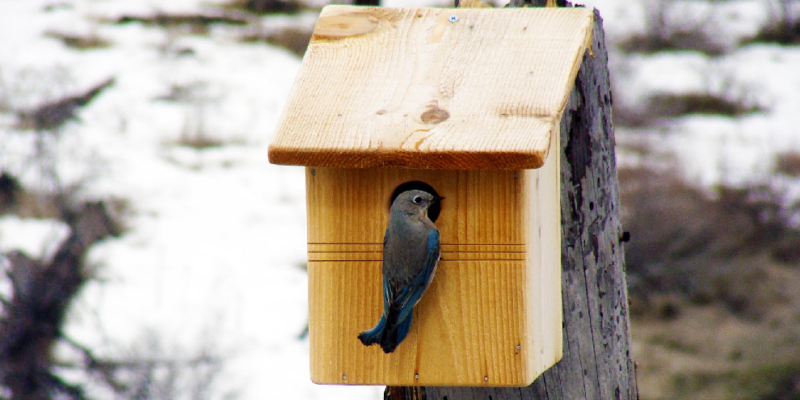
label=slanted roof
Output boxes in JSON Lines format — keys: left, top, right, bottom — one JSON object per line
{"left": 269, "top": 5, "right": 594, "bottom": 170}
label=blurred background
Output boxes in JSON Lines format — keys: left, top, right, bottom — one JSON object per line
{"left": 0, "top": 0, "right": 798, "bottom": 399}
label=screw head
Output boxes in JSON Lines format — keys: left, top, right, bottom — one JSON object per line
{"left": 448, "top": 15, "right": 459, "bottom": 23}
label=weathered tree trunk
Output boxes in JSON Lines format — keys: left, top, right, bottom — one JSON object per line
{"left": 386, "top": 7, "right": 638, "bottom": 400}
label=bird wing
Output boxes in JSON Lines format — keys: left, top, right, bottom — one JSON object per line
{"left": 390, "top": 228, "right": 440, "bottom": 323}
{"left": 382, "top": 229, "right": 391, "bottom": 313}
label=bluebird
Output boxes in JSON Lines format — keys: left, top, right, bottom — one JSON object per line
{"left": 358, "top": 189, "right": 443, "bottom": 353}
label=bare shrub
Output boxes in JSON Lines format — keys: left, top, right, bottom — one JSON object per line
{"left": 646, "top": 91, "right": 763, "bottom": 118}
{"left": 775, "top": 152, "right": 800, "bottom": 177}
{"left": 175, "top": 100, "right": 228, "bottom": 149}
{"left": 747, "top": 21, "right": 800, "bottom": 44}
{"left": 15, "top": 78, "right": 114, "bottom": 131}
{"left": 241, "top": 26, "right": 312, "bottom": 57}
{"left": 613, "top": 72, "right": 763, "bottom": 128}
{"left": 62, "top": 330, "right": 238, "bottom": 400}
{"left": 44, "top": 31, "right": 110, "bottom": 50}
{"left": 618, "top": 29, "right": 727, "bottom": 57}
{"left": 154, "top": 82, "right": 242, "bottom": 150}
{"left": 612, "top": 104, "right": 661, "bottom": 128}
{"left": 758, "top": 365, "right": 800, "bottom": 400}
{"left": 220, "top": 0, "right": 304, "bottom": 14}
{"left": 0, "top": 173, "right": 21, "bottom": 214}
{"left": 113, "top": 11, "right": 249, "bottom": 35}
{"left": 620, "top": 166, "right": 800, "bottom": 320}
{"left": 743, "top": 0, "right": 800, "bottom": 45}
{"left": 617, "top": 0, "right": 728, "bottom": 56}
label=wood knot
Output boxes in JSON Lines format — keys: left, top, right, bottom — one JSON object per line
{"left": 420, "top": 104, "right": 450, "bottom": 124}
{"left": 314, "top": 13, "right": 379, "bottom": 39}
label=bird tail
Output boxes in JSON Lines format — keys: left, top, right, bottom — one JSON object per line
{"left": 358, "top": 312, "right": 414, "bottom": 354}
{"left": 380, "top": 313, "right": 412, "bottom": 353}
{"left": 358, "top": 314, "right": 386, "bottom": 347}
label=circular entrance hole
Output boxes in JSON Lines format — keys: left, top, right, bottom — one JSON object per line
{"left": 389, "top": 181, "right": 442, "bottom": 222}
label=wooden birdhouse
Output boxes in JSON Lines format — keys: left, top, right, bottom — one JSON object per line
{"left": 269, "top": 5, "right": 594, "bottom": 387}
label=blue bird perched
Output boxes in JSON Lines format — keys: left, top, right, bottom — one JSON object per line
{"left": 358, "top": 189, "right": 443, "bottom": 353}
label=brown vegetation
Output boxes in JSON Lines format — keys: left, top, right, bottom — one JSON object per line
{"left": 113, "top": 11, "right": 249, "bottom": 35}
{"left": 240, "top": 26, "right": 312, "bottom": 57}
{"left": 618, "top": 30, "right": 727, "bottom": 56}
{"left": 775, "top": 152, "right": 800, "bottom": 177}
{"left": 220, "top": 0, "right": 304, "bottom": 14}
{"left": 615, "top": 0, "right": 728, "bottom": 56}
{"left": 44, "top": 31, "right": 110, "bottom": 50}
{"left": 620, "top": 165, "right": 800, "bottom": 399}
{"left": 646, "top": 92, "right": 763, "bottom": 118}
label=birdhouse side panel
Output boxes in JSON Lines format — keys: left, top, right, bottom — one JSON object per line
{"left": 521, "top": 125, "right": 563, "bottom": 380}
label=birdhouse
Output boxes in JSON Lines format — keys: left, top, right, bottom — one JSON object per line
{"left": 269, "top": 5, "right": 594, "bottom": 387}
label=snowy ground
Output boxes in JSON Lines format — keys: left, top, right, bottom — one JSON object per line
{"left": 0, "top": 0, "right": 798, "bottom": 399}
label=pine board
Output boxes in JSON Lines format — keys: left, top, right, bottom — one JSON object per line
{"left": 269, "top": 6, "right": 593, "bottom": 170}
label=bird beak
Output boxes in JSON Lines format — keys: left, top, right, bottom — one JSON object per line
{"left": 433, "top": 196, "right": 445, "bottom": 203}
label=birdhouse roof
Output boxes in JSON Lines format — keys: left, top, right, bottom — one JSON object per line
{"left": 268, "top": 6, "right": 594, "bottom": 170}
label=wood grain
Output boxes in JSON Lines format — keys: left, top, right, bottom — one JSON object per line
{"left": 269, "top": 6, "right": 594, "bottom": 170}
{"left": 305, "top": 168, "right": 526, "bottom": 246}
{"left": 306, "top": 135, "right": 562, "bottom": 386}
{"left": 309, "top": 260, "right": 527, "bottom": 386}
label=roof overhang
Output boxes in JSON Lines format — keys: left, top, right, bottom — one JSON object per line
{"left": 269, "top": 6, "right": 594, "bottom": 170}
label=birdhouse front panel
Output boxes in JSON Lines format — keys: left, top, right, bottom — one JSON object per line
{"left": 305, "top": 127, "right": 561, "bottom": 386}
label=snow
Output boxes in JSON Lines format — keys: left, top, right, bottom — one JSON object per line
{"left": 620, "top": 40, "right": 800, "bottom": 186}
{"left": 0, "top": 216, "right": 71, "bottom": 263}
{"left": 1, "top": 0, "right": 799, "bottom": 398}
{"left": 585, "top": 0, "right": 800, "bottom": 188}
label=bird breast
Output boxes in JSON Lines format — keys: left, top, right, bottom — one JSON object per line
{"left": 382, "top": 217, "right": 432, "bottom": 284}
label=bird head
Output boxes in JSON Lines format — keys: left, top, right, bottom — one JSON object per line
{"left": 392, "top": 190, "right": 444, "bottom": 218}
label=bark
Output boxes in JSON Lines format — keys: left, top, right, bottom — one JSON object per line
{"left": 387, "top": 6, "right": 638, "bottom": 400}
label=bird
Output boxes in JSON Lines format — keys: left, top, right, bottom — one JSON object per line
{"left": 358, "top": 189, "right": 443, "bottom": 353}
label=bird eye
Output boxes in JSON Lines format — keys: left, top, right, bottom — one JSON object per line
{"left": 412, "top": 196, "right": 423, "bottom": 204}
